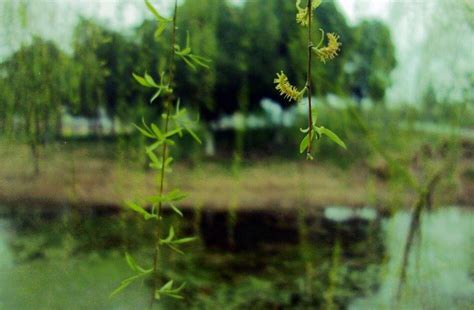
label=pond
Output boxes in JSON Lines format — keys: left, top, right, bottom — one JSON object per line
{"left": 0, "top": 206, "right": 472, "bottom": 309}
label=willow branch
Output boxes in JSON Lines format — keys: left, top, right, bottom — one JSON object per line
{"left": 150, "top": 0, "right": 178, "bottom": 308}
{"left": 306, "top": 0, "right": 313, "bottom": 157}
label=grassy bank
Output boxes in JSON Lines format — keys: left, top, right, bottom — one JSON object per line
{"left": 1, "top": 141, "right": 472, "bottom": 212}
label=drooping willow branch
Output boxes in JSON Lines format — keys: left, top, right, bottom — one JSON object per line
{"left": 111, "top": 0, "right": 209, "bottom": 306}
{"left": 274, "top": 0, "right": 345, "bottom": 160}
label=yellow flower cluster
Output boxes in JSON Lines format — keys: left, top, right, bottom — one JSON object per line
{"left": 296, "top": 0, "right": 321, "bottom": 27}
{"left": 313, "top": 33, "right": 341, "bottom": 63}
{"left": 274, "top": 71, "right": 302, "bottom": 102}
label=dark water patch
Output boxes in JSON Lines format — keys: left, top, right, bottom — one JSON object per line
{"left": 0, "top": 204, "right": 386, "bottom": 309}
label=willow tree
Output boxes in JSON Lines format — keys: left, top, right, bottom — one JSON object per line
{"left": 1, "top": 37, "right": 71, "bottom": 175}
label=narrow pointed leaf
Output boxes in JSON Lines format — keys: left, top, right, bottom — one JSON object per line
{"left": 132, "top": 73, "right": 152, "bottom": 88}
{"left": 150, "top": 89, "right": 162, "bottom": 103}
{"left": 299, "top": 133, "right": 310, "bottom": 154}
{"left": 132, "top": 123, "right": 154, "bottom": 138}
{"left": 173, "top": 236, "right": 197, "bottom": 244}
{"left": 184, "top": 125, "right": 201, "bottom": 144}
{"left": 169, "top": 202, "right": 183, "bottom": 217}
{"left": 125, "top": 252, "right": 139, "bottom": 272}
{"left": 319, "top": 127, "right": 347, "bottom": 149}
{"left": 144, "top": 72, "right": 159, "bottom": 88}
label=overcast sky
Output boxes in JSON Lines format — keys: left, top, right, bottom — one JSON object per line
{"left": 57, "top": 0, "right": 393, "bottom": 28}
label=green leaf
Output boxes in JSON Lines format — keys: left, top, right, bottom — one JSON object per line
{"left": 110, "top": 276, "right": 136, "bottom": 298}
{"left": 151, "top": 124, "right": 164, "bottom": 139}
{"left": 173, "top": 236, "right": 197, "bottom": 244}
{"left": 184, "top": 125, "right": 201, "bottom": 144}
{"left": 150, "top": 89, "right": 162, "bottom": 103}
{"left": 164, "top": 157, "right": 173, "bottom": 167}
{"left": 154, "top": 22, "right": 167, "bottom": 38}
{"left": 169, "top": 202, "right": 183, "bottom": 217}
{"left": 110, "top": 268, "right": 152, "bottom": 298}
{"left": 132, "top": 123, "right": 154, "bottom": 139}
{"left": 146, "top": 140, "right": 162, "bottom": 153}
{"left": 179, "top": 54, "right": 197, "bottom": 71}
{"left": 125, "top": 201, "right": 157, "bottom": 220}
{"left": 125, "top": 252, "right": 139, "bottom": 272}
{"left": 146, "top": 150, "right": 160, "bottom": 166}
{"left": 299, "top": 133, "right": 310, "bottom": 154}
{"left": 160, "top": 226, "right": 176, "bottom": 245}
{"left": 132, "top": 73, "right": 152, "bottom": 88}
{"left": 319, "top": 127, "right": 347, "bottom": 149}
{"left": 144, "top": 72, "right": 159, "bottom": 88}
{"left": 299, "top": 127, "right": 309, "bottom": 134}
{"left": 165, "top": 128, "right": 183, "bottom": 138}
{"left": 155, "top": 280, "right": 186, "bottom": 300}
{"left": 163, "top": 280, "right": 174, "bottom": 291}
{"left": 145, "top": 0, "right": 170, "bottom": 22}
{"left": 311, "top": 108, "right": 318, "bottom": 125}
{"left": 167, "top": 189, "right": 187, "bottom": 201}
{"left": 190, "top": 55, "right": 210, "bottom": 69}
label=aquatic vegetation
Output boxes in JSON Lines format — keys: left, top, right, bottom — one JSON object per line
{"left": 274, "top": 0, "right": 346, "bottom": 160}
{"left": 111, "top": 0, "right": 209, "bottom": 306}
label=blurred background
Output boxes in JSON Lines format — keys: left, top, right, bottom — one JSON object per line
{"left": 0, "top": 0, "right": 473, "bottom": 309}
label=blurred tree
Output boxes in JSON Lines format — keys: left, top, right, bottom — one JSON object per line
{"left": 0, "top": 75, "right": 15, "bottom": 135}
{"left": 313, "top": 1, "right": 353, "bottom": 97}
{"left": 346, "top": 20, "right": 396, "bottom": 102}
{"left": 96, "top": 28, "right": 140, "bottom": 131}
{"left": 241, "top": 0, "right": 281, "bottom": 108}
{"left": 71, "top": 18, "right": 108, "bottom": 118}
{"left": 211, "top": 0, "right": 247, "bottom": 118}
{"left": 175, "top": 0, "right": 218, "bottom": 120}
{"left": 1, "top": 37, "right": 72, "bottom": 175}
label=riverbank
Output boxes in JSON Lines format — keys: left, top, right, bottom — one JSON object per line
{"left": 0, "top": 143, "right": 472, "bottom": 212}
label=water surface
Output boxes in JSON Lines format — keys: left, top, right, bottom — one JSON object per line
{"left": 0, "top": 206, "right": 471, "bottom": 309}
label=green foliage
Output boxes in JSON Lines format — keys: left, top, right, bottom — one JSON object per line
{"left": 175, "top": 31, "right": 211, "bottom": 71}
{"left": 346, "top": 20, "right": 396, "bottom": 102}
{"left": 110, "top": 253, "right": 153, "bottom": 298}
{"left": 0, "top": 36, "right": 75, "bottom": 174}
{"left": 0, "top": 0, "right": 398, "bottom": 151}
{"left": 71, "top": 18, "right": 108, "bottom": 117}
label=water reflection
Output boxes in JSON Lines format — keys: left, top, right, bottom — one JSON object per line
{"left": 351, "top": 207, "right": 474, "bottom": 309}
{"left": 0, "top": 206, "right": 471, "bottom": 309}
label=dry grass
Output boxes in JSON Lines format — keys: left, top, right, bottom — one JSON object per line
{"left": 0, "top": 142, "right": 369, "bottom": 211}
{"left": 0, "top": 142, "right": 470, "bottom": 212}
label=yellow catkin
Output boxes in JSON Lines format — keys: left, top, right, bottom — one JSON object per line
{"left": 274, "top": 71, "right": 302, "bottom": 102}
{"left": 314, "top": 33, "right": 341, "bottom": 63}
{"left": 296, "top": 0, "right": 322, "bottom": 27}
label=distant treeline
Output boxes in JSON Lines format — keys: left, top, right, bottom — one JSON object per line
{"left": 0, "top": 0, "right": 396, "bottom": 138}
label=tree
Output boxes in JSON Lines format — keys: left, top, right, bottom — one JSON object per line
{"left": 346, "top": 20, "right": 396, "bottom": 102}
{"left": 175, "top": 0, "right": 219, "bottom": 120}
{"left": 96, "top": 28, "right": 140, "bottom": 129}
{"left": 1, "top": 37, "right": 72, "bottom": 175}
{"left": 71, "top": 18, "right": 108, "bottom": 118}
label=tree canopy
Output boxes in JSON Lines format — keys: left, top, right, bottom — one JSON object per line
{"left": 0, "top": 0, "right": 397, "bottom": 135}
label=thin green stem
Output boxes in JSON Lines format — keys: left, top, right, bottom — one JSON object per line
{"left": 306, "top": 0, "right": 313, "bottom": 157}
{"left": 150, "top": 0, "right": 178, "bottom": 308}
